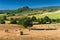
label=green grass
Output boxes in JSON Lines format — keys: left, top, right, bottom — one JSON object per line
{"left": 29, "top": 11, "right": 60, "bottom": 19}
{"left": 0, "top": 14, "right": 6, "bottom": 17}
{"left": 0, "top": 10, "right": 60, "bottom": 19}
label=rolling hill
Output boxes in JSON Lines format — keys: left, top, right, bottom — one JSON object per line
{"left": 29, "top": 10, "right": 60, "bottom": 19}
{"left": 0, "top": 6, "right": 60, "bottom": 19}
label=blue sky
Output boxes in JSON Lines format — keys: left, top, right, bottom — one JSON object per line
{"left": 0, "top": 0, "right": 60, "bottom": 10}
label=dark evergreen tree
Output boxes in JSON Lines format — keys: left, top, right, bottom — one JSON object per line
{"left": 31, "top": 16, "right": 36, "bottom": 21}
{"left": 43, "top": 16, "right": 51, "bottom": 24}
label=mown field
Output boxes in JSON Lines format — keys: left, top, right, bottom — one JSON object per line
{"left": 0, "top": 24, "right": 60, "bottom": 40}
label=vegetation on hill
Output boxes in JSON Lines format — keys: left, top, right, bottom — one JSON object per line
{"left": 0, "top": 6, "right": 60, "bottom": 14}
{"left": 0, "top": 6, "right": 60, "bottom": 28}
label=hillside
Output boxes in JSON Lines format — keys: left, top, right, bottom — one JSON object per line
{"left": 29, "top": 10, "right": 60, "bottom": 19}
{"left": 1, "top": 6, "right": 60, "bottom": 14}
{"left": 0, "top": 6, "right": 59, "bottom": 19}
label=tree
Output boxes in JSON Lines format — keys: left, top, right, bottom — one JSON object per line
{"left": 18, "top": 17, "right": 33, "bottom": 28}
{"left": 43, "top": 16, "right": 51, "bottom": 24}
{"left": 18, "top": 17, "right": 29, "bottom": 25}
{"left": 38, "top": 16, "right": 51, "bottom": 24}
{"left": 6, "top": 12, "right": 15, "bottom": 16}
{"left": 2, "top": 16, "right": 7, "bottom": 20}
{"left": 56, "top": 19, "right": 60, "bottom": 23}
{"left": 38, "top": 18, "right": 46, "bottom": 24}
{"left": 10, "top": 18, "right": 17, "bottom": 24}
{"left": 31, "top": 16, "right": 37, "bottom": 21}
{"left": 23, "top": 18, "right": 33, "bottom": 28}
{"left": 51, "top": 19, "right": 56, "bottom": 23}
{"left": 0, "top": 20, "right": 5, "bottom": 24}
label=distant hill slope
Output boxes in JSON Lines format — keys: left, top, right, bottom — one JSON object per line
{"left": 0, "top": 10, "right": 13, "bottom": 13}
{"left": 32, "top": 6, "right": 60, "bottom": 10}
{"left": 0, "top": 6, "right": 60, "bottom": 14}
{"left": 40, "top": 6, "right": 60, "bottom": 9}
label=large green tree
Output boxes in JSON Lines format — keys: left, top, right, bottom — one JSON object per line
{"left": 39, "top": 16, "right": 51, "bottom": 24}
{"left": 18, "top": 17, "right": 33, "bottom": 28}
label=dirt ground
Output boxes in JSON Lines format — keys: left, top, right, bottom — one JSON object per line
{"left": 0, "top": 24, "right": 60, "bottom": 40}
{"left": 20, "top": 29, "right": 60, "bottom": 40}
{"left": 1, "top": 29, "right": 60, "bottom": 40}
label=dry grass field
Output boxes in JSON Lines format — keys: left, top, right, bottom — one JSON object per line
{"left": 0, "top": 24, "right": 60, "bottom": 40}
{"left": 7, "top": 16, "right": 23, "bottom": 19}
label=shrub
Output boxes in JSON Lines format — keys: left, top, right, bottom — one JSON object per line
{"left": 2, "top": 16, "right": 7, "bottom": 20}
{"left": 0, "top": 20, "right": 5, "bottom": 24}
{"left": 6, "top": 12, "right": 15, "bottom": 16}
{"left": 56, "top": 19, "right": 60, "bottom": 23}
{"left": 10, "top": 18, "right": 17, "bottom": 24}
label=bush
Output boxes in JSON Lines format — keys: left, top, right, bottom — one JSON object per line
{"left": 10, "top": 18, "right": 17, "bottom": 24}
{"left": 0, "top": 20, "right": 5, "bottom": 24}
{"left": 2, "top": 16, "right": 7, "bottom": 20}
{"left": 51, "top": 19, "right": 60, "bottom": 23}
{"left": 56, "top": 19, "right": 60, "bottom": 23}
{"left": 6, "top": 12, "right": 15, "bottom": 16}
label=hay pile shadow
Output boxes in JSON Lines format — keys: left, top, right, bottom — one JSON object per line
{"left": 29, "top": 28, "right": 57, "bottom": 30}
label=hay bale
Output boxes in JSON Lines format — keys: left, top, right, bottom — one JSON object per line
{"left": 20, "top": 30, "right": 23, "bottom": 35}
{"left": 5, "top": 29, "right": 8, "bottom": 32}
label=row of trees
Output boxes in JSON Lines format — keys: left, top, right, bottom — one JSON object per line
{"left": 17, "top": 16, "right": 52, "bottom": 28}
{"left": 0, "top": 16, "right": 60, "bottom": 28}
{"left": 17, "top": 16, "right": 60, "bottom": 28}
{"left": 38, "top": 16, "right": 51, "bottom": 24}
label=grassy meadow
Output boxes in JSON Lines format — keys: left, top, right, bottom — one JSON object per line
{"left": 28, "top": 10, "right": 60, "bottom": 19}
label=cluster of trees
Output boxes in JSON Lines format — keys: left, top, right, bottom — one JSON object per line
{"left": 18, "top": 17, "right": 33, "bottom": 28}
{"left": 10, "top": 18, "right": 17, "bottom": 24}
{"left": 17, "top": 16, "right": 52, "bottom": 28}
{"left": 38, "top": 16, "right": 51, "bottom": 24}
{"left": 17, "top": 16, "right": 60, "bottom": 28}
{"left": 0, "top": 16, "right": 7, "bottom": 24}
{"left": 1, "top": 15, "right": 60, "bottom": 28}
{"left": 51, "top": 19, "right": 60, "bottom": 23}
{"left": 6, "top": 12, "right": 15, "bottom": 16}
